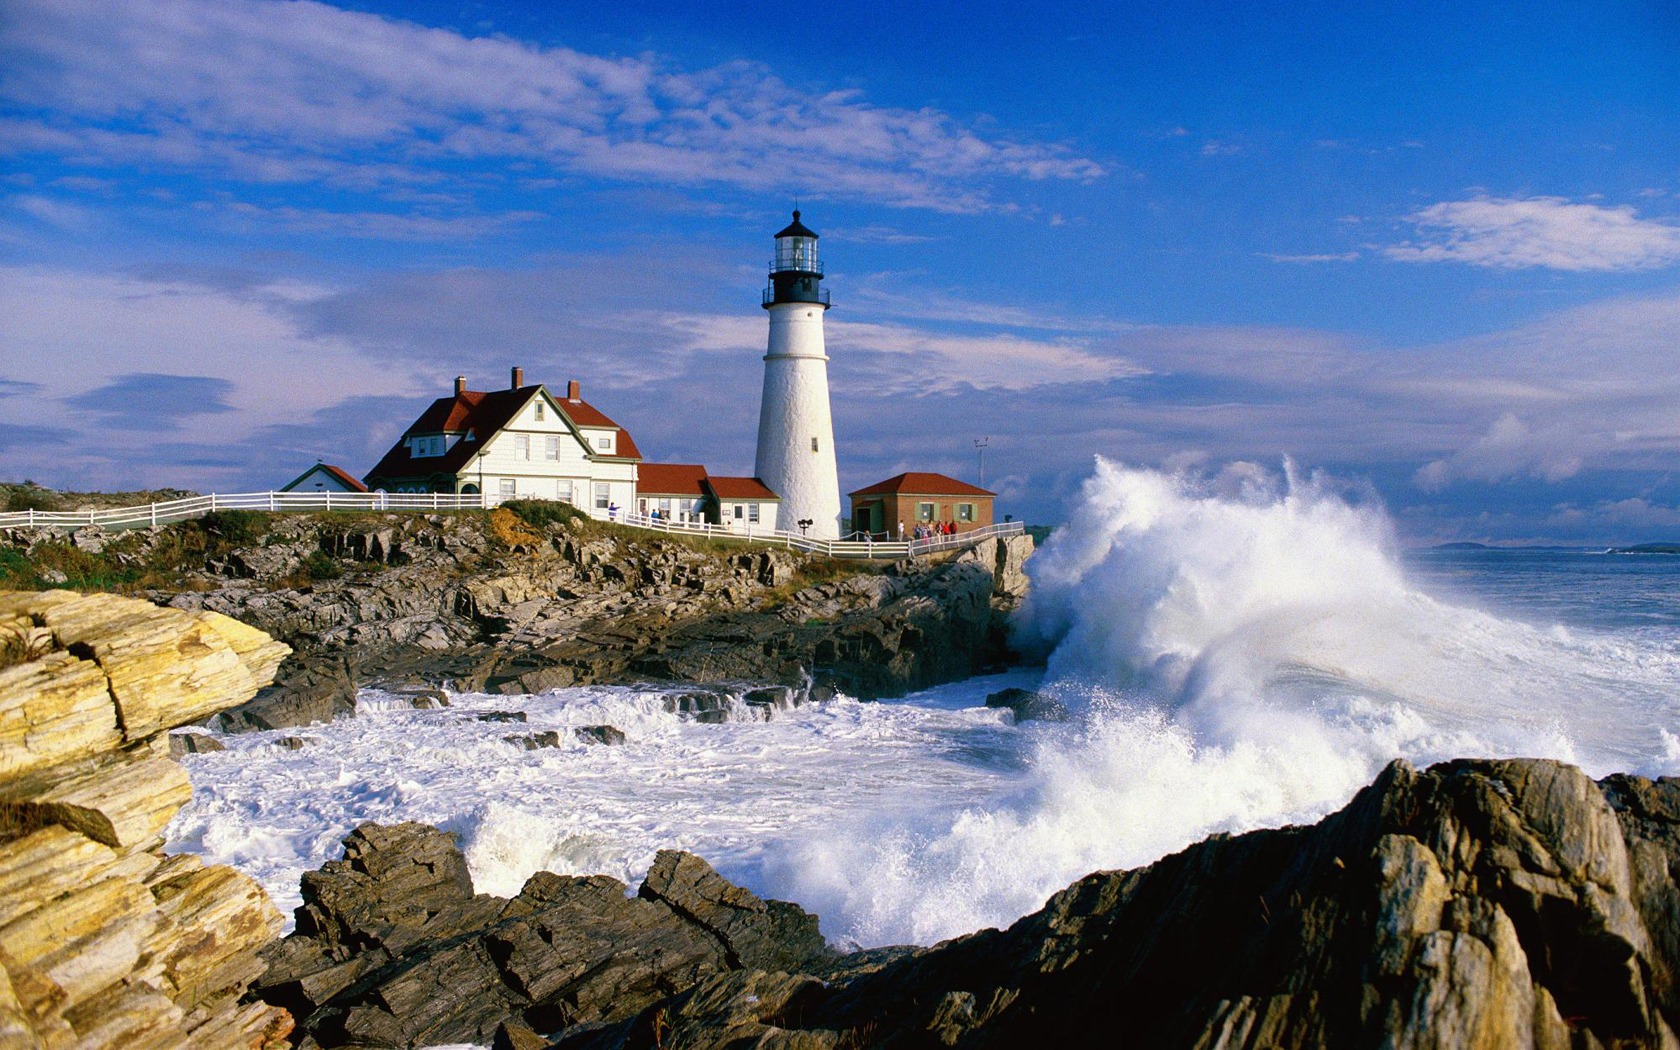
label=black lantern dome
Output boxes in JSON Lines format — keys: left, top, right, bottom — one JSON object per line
{"left": 764, "top": 210, "right": 830, "bottom": 309}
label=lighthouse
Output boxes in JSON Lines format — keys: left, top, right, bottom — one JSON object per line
{"left": 755, "top": 210, "right": 842, "bottom": 539}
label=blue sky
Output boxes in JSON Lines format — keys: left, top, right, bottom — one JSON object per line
{"left": 3, "top": 0, "right": 1679, "bottom": 542}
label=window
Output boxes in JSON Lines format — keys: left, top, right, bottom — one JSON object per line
{"left": 594, "top": 483, "right": 609, "bottom": 510}
{"left": 917, "top": 502, "right": 935, "bottom": 522}
{"left": 733, "top": 504, "right": 743, "bottom": 520}
{"left": 498, "top": 479, "right": 516, "bottom": 497}
{"left": 545, "top": 436, "right": 560, "bottom": 461}
{"left": 957, "top": 503, "right": 975, "bottom": 522}
{"left": 811, "top": 437, "right": 819, "bottom": 452}
{"left": 557, "top": 480, "right": 573, "bottom": 504}
{"left": 595, "top": 434, "right": 613, "bottom": 452}
{"left": 411, "top": 435, "right": 445, "bottom": 458}
{"left": 747, "top": 503, "right": 760, "bottom": 523}
{"left": 534, "top": 403, "right": 544, "bottom": 421}
{"left": 658, "top": 498, "right": 672, "bottom": 516}
{"left": 515, "top": 434, "right": 530, "bottom": 460}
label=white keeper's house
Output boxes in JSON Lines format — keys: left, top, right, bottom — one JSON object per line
{"left": 363, "top": 368, "right": 640, "bottom": 516}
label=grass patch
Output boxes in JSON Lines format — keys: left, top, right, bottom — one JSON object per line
{"left": 196, "top": 509, "right": 269, "bottom": 546}
{"left": 0, "top": 541, "right": 142, "bottom": 592}
{"left": 502, "top": 499, "right": 587, "bottom": 530}
{"left": 4, "top": 486, "right": 60, "bottom": 512}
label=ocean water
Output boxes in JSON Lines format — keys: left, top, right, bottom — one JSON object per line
{"left": 166, "top": 458, "right": 1680, "bottom": 952}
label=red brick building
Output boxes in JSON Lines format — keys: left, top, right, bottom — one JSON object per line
{"left": 848, "top": 472, "right": 995, "bottom": 538}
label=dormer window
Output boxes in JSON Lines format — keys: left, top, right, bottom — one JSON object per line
{"left": 411, "top": 435, "right": 447, "bottom": 458}
{"left": 595, "top": 434, "right": 613, "bottom": 452}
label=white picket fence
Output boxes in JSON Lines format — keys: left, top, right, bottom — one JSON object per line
{"left": 618, "top": 511, "right": 1024, "bottom": 560}
{"left": 0, "top": 491, "right": 1024, "bottom": 560}
{"left": 0, "top": 491, "right": 491, "bottom": 531}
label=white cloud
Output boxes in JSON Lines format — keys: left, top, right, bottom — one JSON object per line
{"left": 0, "top": 0, "right": 1103, "bottom": 212}
{"left": 1413, "top": 413, "right": 1583, "bottom": 491}
{"left": 1386, "top": 196, "right": 1680, "bottom": 271}
{"left": 831, "top": 320, "right": 1145, "bottom": 393}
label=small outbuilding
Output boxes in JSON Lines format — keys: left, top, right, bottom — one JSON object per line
{"left": 280, "top": 462, "right": 368, "bottom": 494}
{"left": 704, "top": 476, "right": 781, "bottom": 532}
{"left": 849, "top": 472, "right": 994, "bottom": 539}
{"left": 636, "top": 463, "right": 710, "bottom": 523}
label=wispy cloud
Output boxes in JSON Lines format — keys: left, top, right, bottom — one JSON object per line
{"left": 1385, "top": 196, "right": 1680, "bottom": 271}
{"left": 828, "top": 225, "right": 940, "bottom": 245}
{"left": 1259, "top": 251, "right": 1360, "bottom": 264}
{"left": 217, "top": 202, "right": 546, "bottom": 240}
{"left": 0, "top": 0, "right": 1104, "bottom": 214}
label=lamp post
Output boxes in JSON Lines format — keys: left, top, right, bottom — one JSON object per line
{"left": 974, "top": 436, "right": 990, "bottom": 488}
{"left": 798, "top": 518, "right": 813, "bottom": 537}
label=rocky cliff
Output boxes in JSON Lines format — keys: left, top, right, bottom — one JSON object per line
{"left": 33, "top": 509, "right": 1032, "bottom": 731}
{"left": 0, "top": 589, "right": 294, "bottom": 1048}
{"left": 268, "top": 756, "right": 1680, "bottom": 1049}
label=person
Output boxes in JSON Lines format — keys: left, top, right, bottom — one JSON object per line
{"left": 608, "top": 502, "right": 618, "bottom": 522}
{"left": 898, "top": 520, "right": 905, "bottom": 540}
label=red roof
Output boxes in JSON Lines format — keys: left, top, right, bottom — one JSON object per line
{"left": 280, "top": 463, "right": 368, "bottom": 492}
{"left": 364, "top": 383, "right": 641, "bottom": 486}
{"left": 848, "top": 472, "right": 993, "bottom": 498}
{"left": 705, "top": 476, "right": 780, "bottom": 501}
{"left": 639, "top": 463, "right": 708, "bottom": 497}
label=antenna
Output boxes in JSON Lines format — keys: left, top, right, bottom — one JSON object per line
{"left": 974, "top": 436, "right": 990, "bottom": 488}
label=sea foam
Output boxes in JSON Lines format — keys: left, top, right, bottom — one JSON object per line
{"left": 763, "top": 458, "right": 1680, "bottom": 945}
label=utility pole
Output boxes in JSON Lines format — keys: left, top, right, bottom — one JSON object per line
{"left": 974, "top": 437, "right": 990, "bottom": 488}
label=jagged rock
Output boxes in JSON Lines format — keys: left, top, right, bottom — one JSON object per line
{"left": 0, "top": 590, "right": 292, "bottom": 1049}
{"left": 984, "top": 687, "right": 1070, "bottom": 722}
{"left": 495, "top": 1019, "right": 553, "bottom": 1050}
{"left": 575, "top": 725, "right": 626, "bottom": 746}
{"left": 638, "top": 850, "right": 836, "bottom": 974}
{"left": 168, "top": 731, "right": 227, "bottom": 756}
{"left": 544, "top": 758, "right": 1680, "bottom": 1050}
{"left": 209, "top": 653, "right": 356, "bottom": 734}
{"left": 478, "top": 710, "right": 529, "bottom": 723}
{"left": 255, "top": 827, "right": 829, "bottom": 1048}
{"left": 507, "top": 731, "right": 565, "bottom": 750}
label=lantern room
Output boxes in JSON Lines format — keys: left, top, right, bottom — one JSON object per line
{"left": 763, "top": 210, "right": 830, "bottom": 308}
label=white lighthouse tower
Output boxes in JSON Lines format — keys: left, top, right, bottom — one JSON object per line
{"left": 755, "top": 210, "right": 841, "bottom": 539}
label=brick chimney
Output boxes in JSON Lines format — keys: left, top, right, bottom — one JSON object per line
{"left": 454, "top": 375, "right": 467, "bottom": 396}
{"left": 510, "top": 366, "right": 524, "bottom": 389}
{"left": 567, "top": 380, "right": 581, "bottom": 401}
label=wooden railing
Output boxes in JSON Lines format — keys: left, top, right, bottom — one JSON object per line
{"left": 0, "top": 491, "right": 1024, "bottom": 560}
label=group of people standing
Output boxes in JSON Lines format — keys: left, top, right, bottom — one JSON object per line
{"left": 903, "top": 519, "right": 958, "bottom": 541}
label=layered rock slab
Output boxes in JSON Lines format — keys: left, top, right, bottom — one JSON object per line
{"left": 0, "top": 589, "right": 293, "bottom": 1049}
